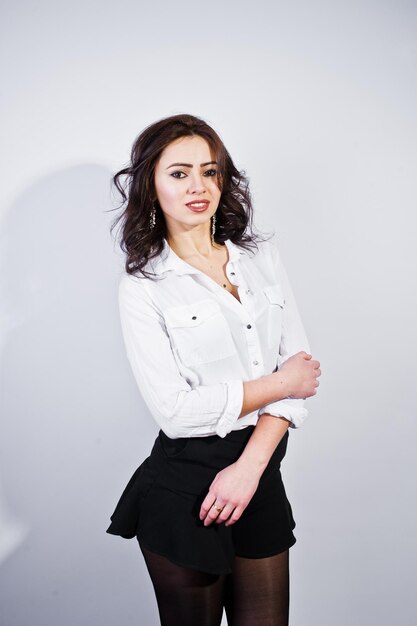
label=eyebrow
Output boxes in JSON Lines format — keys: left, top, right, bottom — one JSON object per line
{"left": 166, "top": 161, "right": 217, "bottom": 169}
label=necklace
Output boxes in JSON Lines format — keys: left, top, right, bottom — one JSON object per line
{"left": 168, "top": 240, "right": 234, "bottom": 293}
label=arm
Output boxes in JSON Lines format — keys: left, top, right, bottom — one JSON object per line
{"left": 258, "top": 241, "right": 312, "bottom": 428}
{"left": 118, "top": 273, "right": 292, "bottom": 439}
{"left": 200, "top": 243, "right": 319, "bottom": 526}
{"left": 199, "top": 413, "right": 291, "bottom": 527}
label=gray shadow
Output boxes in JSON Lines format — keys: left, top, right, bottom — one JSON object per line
{"left": 0, "top": 165, "right": 160, "bottom": 625}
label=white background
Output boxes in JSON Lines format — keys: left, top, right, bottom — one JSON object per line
{"left": 1, "top": 1, "right": 416, "bottom": 624}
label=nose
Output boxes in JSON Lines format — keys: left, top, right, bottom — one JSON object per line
{"left": 187, "top": 172, "right": 206, "bottom": 195}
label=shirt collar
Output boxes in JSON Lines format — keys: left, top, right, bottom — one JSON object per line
{"left": 151, "top": 238, "right": 246, "bottom": 276}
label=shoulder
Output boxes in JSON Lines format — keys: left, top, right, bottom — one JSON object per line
{"left": 244, "top": 237, "right": 288, "bottom": 287}
{"left": 119, "top": 271, "right": 148, "bottom": 297}
{"left": 118, "top": 272, "right": 160, "bottom": 315}
{"left": 246, "top": 237, "right": 282, "bottom": 268}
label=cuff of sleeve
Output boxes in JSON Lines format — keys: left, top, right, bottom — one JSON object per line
{"left": 258, "top": 399, "right": 308, "bottom": 429}
{"left": 215, "top": 380, "right": 244, "bottom": 438}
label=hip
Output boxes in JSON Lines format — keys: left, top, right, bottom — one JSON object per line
{"left": 147, "top": 425, "right": 290, "bottom": 496}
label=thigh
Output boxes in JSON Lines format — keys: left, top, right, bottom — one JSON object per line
{"left": 139, "top": 543, "right": 226, "bottom": 626}
{"left": 224, "top": 550, "right": 290, "bottom": 626}
{"left": 232, "top": 468, "right": 296, "bottom": 559}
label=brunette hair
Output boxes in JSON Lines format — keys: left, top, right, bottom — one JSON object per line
{"left": 109, "top": 113, "right": 272, "bottom": 279}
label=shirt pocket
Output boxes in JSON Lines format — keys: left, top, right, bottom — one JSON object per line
{"left": 262, "top": 283, "right": 286, "bottom": 349}
{"left": 164, "top": 298, "right": 237, "bottom": 366}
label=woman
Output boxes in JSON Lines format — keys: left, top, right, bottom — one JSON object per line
{"left": 106, "top": 113, "right": 321, "bottom": 626}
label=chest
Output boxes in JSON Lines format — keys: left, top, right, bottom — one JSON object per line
{"left": 196, "top": 265, "right": 241, "bottom": 304}
{"left": 180, "top": 246, "right": 242, "bottom": 305}
{"left": 158, "top": 279, "right": 285, "bottom": 370}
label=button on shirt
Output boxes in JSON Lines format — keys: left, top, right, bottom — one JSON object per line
{"left": 118, "top": 237, "right": 311, "bottom": 438}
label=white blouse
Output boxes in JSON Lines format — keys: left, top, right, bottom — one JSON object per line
{"left": 118, "top": 237, "right": 311, "bottom": 439}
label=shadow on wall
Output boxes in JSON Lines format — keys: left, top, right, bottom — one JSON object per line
{"left": 0, "top": 163, "right": 169, "bottom": 626}
{"left": 0, "top": 164, "right": 123, "bottom": 592}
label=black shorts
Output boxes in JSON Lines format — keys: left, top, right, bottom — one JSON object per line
{"left": 106, "top": 425, "right": 296, "bottom": 575}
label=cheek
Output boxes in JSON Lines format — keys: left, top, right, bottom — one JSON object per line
{"left": 208, "top": 179, "right": 221, "bottom": 199}
{"left": 156, "top": 180, "right": 183, "bottom": 206}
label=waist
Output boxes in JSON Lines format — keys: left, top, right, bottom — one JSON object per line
{"left": 148, "top": 425, "right": 289, "bottom": 494}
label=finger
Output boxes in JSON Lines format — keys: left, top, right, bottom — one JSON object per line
{"left": 204, "top": 501, "right": 226, "bottom": 527}
{"left": 199, "top": 493, "right": 217, "bottom": 521}
{"left": 215, "top": 503, "right": 235, "bottom": 525}
{"left": 224, "top": 506, "right": 245, "bottom": 527}
{"left": 203, "top": 510, "right": 219, "bottom": 526}
{"left": 204, "top": 499, "right": 225, "bottom": 525}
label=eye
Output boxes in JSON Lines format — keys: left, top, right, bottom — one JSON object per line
{"left": 170, "top": 171, "right": 186, "bottom": 179}
{"left": 204, "top": 169, "right": 217, "bottom": 177}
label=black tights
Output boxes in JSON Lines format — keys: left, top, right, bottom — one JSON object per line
{"left": 139, "top": 544, "right": 290, "bottom": 626}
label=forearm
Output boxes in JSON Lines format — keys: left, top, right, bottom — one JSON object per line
{"left": 238, "top": 372, "right": 289, "bottom": 419}
{"left": 236, "top": 412, "right": 291, "bottom": 477}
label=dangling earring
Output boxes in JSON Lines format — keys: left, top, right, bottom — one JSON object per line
{"left": 211, "top": 212, "right": 216, "bottom": 246}
{"left": 150, "top": 202, "right": 156, "bottom": 229}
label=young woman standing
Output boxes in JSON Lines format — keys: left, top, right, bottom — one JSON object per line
{"left": 107, "top": 113, "right": 321, "bottom": 626}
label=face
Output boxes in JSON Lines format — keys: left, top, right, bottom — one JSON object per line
{"left": 153, "top": 135, "right": 221, "bottom": 235}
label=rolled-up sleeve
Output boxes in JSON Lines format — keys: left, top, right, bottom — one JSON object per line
{"left": 258, "top": 244, "right": 311, "bottom": 429}
{"left": 118, "top": 274, "right": 244, "bottom": 438}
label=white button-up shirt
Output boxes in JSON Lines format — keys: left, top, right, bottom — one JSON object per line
{"left": 118, "top": 237, "right": 311, "bottom": 438}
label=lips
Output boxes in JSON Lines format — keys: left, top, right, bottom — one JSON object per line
{"left": 186, "top": 200, "right": 210, "bottom": 213}
{"left": 186, "top": 201, "right": 210, "bottom": 208}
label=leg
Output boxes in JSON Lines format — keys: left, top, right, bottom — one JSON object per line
{"left": 139, "top": 543, "right": 226, "bottom": 626}
{"left": 224, "top": 549, "right": 290, "bottom": 626}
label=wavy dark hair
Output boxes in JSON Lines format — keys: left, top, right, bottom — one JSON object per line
{"left": 109, "top": 113, "right": 273, "bottom": 279}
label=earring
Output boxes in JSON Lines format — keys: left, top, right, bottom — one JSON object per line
{"left": 211, "top": 212, "right": 216, "bottom": 246}
{"left": 150, "top": 202, "right": 156, "bottom": 229}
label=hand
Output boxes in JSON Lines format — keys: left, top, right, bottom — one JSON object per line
{"left": 199, "top": 461, "right": 260, "bottom": 527}
{"left": 278, "top": 351, "right": 321, "bottom": 399}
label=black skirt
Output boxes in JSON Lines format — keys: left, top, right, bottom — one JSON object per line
{"left": 106, "top": 425, "right": 296, "bottom": 575}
